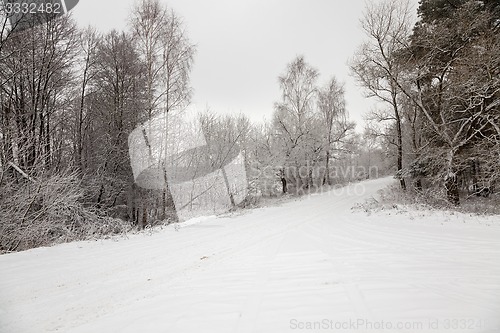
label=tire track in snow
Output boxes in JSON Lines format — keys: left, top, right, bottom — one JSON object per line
{"left": 2, "top": 177, "right": 500, "bottom": 332}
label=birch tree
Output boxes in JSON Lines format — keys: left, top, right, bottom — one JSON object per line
{"left": 131, "top": 0, "right": 195, "bottom": 221}
{"left": 273, "top": 56, "right": 320, "bottom": 192}
{"left": 317, "top": 77, "right": 354, "bottom": 185}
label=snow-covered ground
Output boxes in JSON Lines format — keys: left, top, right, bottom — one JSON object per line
{"left": 1, "top": 177, "right": 499, "bottom": 333}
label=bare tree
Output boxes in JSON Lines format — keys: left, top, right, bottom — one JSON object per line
{"left": 89, "top": 30, "right": 145, "bottom": 216}
{"left": 317, "top": 77, "right": 354, "bottom": 185}
{"left": 0, "top": 1, "right": 26, "bottom": 62}
{"left": 0, "top": 14, "right": 78, "bottom": 172}
{"left": 131, "top": 0, "right": 195, "bottom": 116}
{"left": 350, "top": 0, "right": 414, "bottom": 190}
{"left": 75, "top": 26, "right": 100, "bottom": 171}
{"left": 273, "top": 56, "right": 320, "bottom": 192}
{"left": 131, "top": 0, "right": 196, "bottom": 222}
{"left": 200, "top": 112, "right": 250, "bottom": 208}
{"left": 131, "top": 0, "right": 166, "bottom": 118}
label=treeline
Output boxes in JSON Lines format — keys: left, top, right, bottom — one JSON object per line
{"left": 351, "top": 0, "right": 500, "bottom": 205}
{"left": 0, "top": 0, "right": 391, "bottom": 252}
{"left": 0, "top": 0, "right": 197, "bottom": 251}
{"left": 254, "top": 56, "right": 382, "bottom": 197}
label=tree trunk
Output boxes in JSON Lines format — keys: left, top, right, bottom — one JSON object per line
{"left": 471, "top": 159, "right": 480, "bottom": 196}
{"left": 280, "top": 168, "right": 287, "bottom": 194}
{"left": 445, "top": 150, "right": 460, "bottom": 205}
{"left": 308, "top": 168, "right": 313, "bottom": 190}
{"left": 394, "top": 100, "right": 406, "bottom": 191}
{"left": 324, "top": 150, "right": 331, "bottom": 185}
{"left": 141, "top": 203, "right": 147, "bottom": 229}
{"left": 388, "top": 81, "right": 407, "bottom": 191}
{"left": 77, "top": 65, "right": 88, "bottom": 171}
{"left": 445, "top": 175, "right": 460, "bottom": 206}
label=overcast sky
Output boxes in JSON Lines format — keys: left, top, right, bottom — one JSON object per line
{"left": 71, "top": 0, "right": 418, "bottom": 130}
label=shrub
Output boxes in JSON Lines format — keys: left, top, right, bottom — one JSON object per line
{"left": 355, "top": 183, "right": 500, "bottom": 216}
{"left": 0, "top": 170, "right": 132, "bottom": 253}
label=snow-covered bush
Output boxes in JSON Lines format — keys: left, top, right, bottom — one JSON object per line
{"left": 0, "top": 171, "right": 132, "bottom": 253}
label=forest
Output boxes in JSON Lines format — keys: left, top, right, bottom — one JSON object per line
{"left": 0, "top": 0, "right": 498, "bottom": 253}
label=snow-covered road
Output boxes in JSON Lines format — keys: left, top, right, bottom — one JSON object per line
{"left": 1, "top": 177, "right": 499, "bottom": 333}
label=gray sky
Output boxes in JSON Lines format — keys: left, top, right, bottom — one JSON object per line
{"left": 71, "top": 0, "right": 418, "bottom": 129}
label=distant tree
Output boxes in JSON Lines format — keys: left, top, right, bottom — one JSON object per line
{"left": 273, "top": 56, "right": 321, "bottom": 193}
{"left": 245, "top": 121, "right": 285, "bottom": 196}
{"left": 363, "top": 108, "right": 399, "bottom": 168}
{"left": 200, "top": 112, "right": 250, "bottom": 208}
{"left": 317, "top": 77, "right": 354, "bottom": 185}
{"left": 359, "top": 127, "right": 382, "bottom": 178}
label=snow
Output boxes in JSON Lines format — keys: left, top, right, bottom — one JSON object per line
{"left": 1, "top": 177, "right": 500, "bottom": 333}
